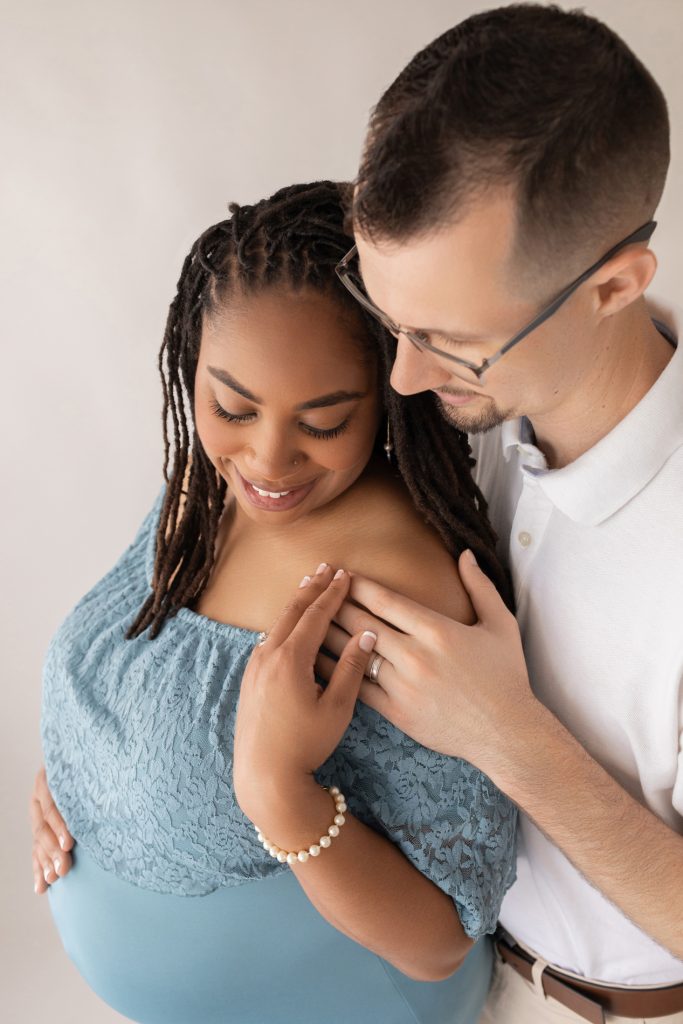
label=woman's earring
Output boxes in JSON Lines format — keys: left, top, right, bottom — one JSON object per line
{"left": 384, "top": 418, "right": 394, "bottom": 463}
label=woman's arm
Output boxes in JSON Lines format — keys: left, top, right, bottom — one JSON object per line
{"left": 234, "top": 535, "right": 506, "bottom": 981}
{"left": 243, "top": 768, "right": 472, "bottom": 981}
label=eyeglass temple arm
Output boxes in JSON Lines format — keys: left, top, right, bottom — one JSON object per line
{"left": 483, "top": 220, "right": 658, "bottom": 370}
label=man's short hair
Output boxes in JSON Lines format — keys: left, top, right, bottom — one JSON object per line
{"left": 354, "top": 3, "right": 669, "bottom": 287}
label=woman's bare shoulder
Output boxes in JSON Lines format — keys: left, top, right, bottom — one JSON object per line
{"left": 330, "top": 464, "right": 476, "bottom": 625}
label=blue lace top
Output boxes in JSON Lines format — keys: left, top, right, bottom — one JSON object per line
{"left": 41, "top": 483, "right": 517, "bottom": 941}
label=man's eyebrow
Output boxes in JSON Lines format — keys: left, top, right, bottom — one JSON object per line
{"left": 425, "top": 327, "right": 488, "bottom": 344}
{"left": 207, "top": 367, "right": 367, "bottom": 410}
{"left": 356, "top": 259, "right": 485, "bottom": 344}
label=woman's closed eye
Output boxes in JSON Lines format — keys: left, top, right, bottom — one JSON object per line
{"left": 209, "top": 399, "right": 351, "bottom": 440}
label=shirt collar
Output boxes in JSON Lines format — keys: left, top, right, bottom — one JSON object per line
{"left": 501, "top": 296, "right": 683, "bottom": 525}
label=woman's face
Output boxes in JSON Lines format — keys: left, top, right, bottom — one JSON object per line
{"left": 194, "top": 286, "right": 382, "bottom": 528}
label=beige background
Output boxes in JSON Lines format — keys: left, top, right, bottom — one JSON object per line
{"left": 2, "top": 1, "right": 681, "bottom": 1020}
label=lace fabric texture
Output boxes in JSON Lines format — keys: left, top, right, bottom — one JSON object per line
{"left": 41, "top": 485, "right": 517, "bottom": 940}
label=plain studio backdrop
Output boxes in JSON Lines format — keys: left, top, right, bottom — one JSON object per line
{"left": 2, "top": 1, "right": 681, "bottom": 1019}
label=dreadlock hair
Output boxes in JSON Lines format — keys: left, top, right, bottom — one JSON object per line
{"left": 126, "top": 180, "right": 511, "bottom": 641}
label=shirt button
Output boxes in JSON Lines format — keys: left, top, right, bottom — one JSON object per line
{"left": 518, "top": 531, "right": 532, "bottom": 547}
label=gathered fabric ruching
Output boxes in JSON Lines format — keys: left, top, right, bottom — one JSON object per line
{"left": 41, "top": 484, "right": 517, "bottom": 940}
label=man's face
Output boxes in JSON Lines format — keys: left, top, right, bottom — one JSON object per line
{"left": 355, "top": 189, "right": 598, "bottom": 433}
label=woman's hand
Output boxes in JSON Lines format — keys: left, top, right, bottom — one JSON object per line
{"left": 232, "top": 563, "right": 377, "bottom": 821}
{"left": 30, "top": 766, "right": 74, "bottom": 893}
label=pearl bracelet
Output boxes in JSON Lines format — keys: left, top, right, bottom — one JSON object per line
{"left": 254, "top": 786, "right": 348, "bottom": 866}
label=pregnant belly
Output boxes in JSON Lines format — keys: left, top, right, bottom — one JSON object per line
{"left": 48, "top": 844, "right": 491, "bottom": 1024}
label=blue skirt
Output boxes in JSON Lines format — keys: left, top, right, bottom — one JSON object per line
{"left": 48, "top": 845, "right": 492, "bottom": 1024}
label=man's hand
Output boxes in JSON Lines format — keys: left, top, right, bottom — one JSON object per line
{"left": 317, "top": 549, "right": 536, "bottom": 770}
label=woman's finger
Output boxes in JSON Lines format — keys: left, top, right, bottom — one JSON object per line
{"left": 322, "top": 628, "right": 379, "bottom": 712}
{"left": 314, "top": 650, "right": 338, "bottom": 683}
{"left": 34, "top": 842, "right": 56, "bottom": 885}
{"left": 286, "top": 568, "right": 356, "bottom": 658}
{"left": 32, "top": 851, "right": 47, "bottom": 894}
{"left": 34, "top": 821, "right": 66, "bottom": 877}
{"left": 259, "top": 563, "right": 337, "bottom": 648}
{"left": 332, "top": 598, "right": 404, "bottom": 664}
{"left": 322, "top": 621, "right": 353, "bottom": 659}
{"left": 34, "top": 767, "right": 73, "bottom": 851}
{"left": 323, "top": 621, "right": 392, "bottom": 680}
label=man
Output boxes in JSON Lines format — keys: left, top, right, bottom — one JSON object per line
{"left": 329, "top": 4, "right": 683, "bottom": 1021}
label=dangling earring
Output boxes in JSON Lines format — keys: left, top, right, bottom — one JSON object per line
{"left": 383, "top": 418, "right": 394, "bottom": 464}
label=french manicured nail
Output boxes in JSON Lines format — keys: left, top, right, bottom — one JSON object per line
{"left": 359, "top": 631, "right": 377, "bottom": 652}
{"left": 315, "top": 562, "right": 328, "bottom": 575}
{"left": 333, "top": 568, "right": 345, "bottom": 580}
{"left": 34, "top": 879, "right": 40, "bottom": 894}
{"left": 59, "top": 834, "right": 66, "bottom": 849}
{"left": 43, "top": 868, "right": 51, "bottom": 881}
{"left": 299, "top": 575, "right": 312, "bottom": 588}
{"left": 464, "top": 549, "right": 477, "bottom": 566}
{"left": 53, "top": 858, "right": 61, "bottom": 872}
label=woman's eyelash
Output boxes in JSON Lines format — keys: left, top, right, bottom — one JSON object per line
{"left": 209, "top": 399, "right": 351, "bottom": 440}
{"left": 210, "top": 399, "right": 252, "bottom": 424}
{"left": 303, "top": 420, "right": 350, "bottom": 440}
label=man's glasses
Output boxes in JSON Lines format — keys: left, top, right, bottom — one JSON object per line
{"left": 335, "top": 221, "right": 657, "bottom": 386}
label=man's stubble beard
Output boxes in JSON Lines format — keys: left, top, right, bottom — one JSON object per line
{"left": 435, "top": 396, "right": 512, "bottom": 434}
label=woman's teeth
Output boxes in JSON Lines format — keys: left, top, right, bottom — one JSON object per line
{"left": 251, "top": 485, "right": 291, "bottom": 498}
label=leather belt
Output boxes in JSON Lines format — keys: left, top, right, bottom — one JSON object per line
{"left": 494, "top": 931, "right": 683, "bottom": 1023}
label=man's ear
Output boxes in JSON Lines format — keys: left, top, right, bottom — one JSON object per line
{"left": 592, "top": 246, "right": 658, "bottom": 320}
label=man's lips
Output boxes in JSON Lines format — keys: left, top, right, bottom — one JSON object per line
{"left": 434, "top": 388, "right": 482, "bottom": 406}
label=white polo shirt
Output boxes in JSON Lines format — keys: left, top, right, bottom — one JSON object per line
{"left": 468, "top": 298, "right": 683, "bottom": 984}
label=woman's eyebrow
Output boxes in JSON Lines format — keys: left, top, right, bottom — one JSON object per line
{"left": 297, "top": 390, "right": 368, "bottom": 410}
{"left": 207, "top": 366, "right": 367, "bottom": 410}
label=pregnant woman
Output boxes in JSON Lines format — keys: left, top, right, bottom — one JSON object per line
{"left": 36, "top": 181, "right": 517, "bottom": 1024}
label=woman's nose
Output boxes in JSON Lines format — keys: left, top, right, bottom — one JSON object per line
{"left": 243, "top": 435, "right": 303, "bottom": 483}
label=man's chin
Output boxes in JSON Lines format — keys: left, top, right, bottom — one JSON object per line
{"left": 435, "top": 395, "right": 509, "bottom": 434}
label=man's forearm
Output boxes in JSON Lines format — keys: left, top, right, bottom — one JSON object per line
{"left": 241, "top": 774, "right": 473, "bottom": 981}
{"left": 485, "top": 699, "right": 683, "bottom": 960}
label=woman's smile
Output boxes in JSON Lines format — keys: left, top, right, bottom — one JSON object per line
{"left": 234, "top": 466, "right": 319, "bottom": 511}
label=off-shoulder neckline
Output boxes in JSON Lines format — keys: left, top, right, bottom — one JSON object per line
{"left": 143, "top": 485, "right": 261, "bottom": 641}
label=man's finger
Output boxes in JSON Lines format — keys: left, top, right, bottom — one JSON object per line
{"left": 347, "top": 574, "right": 449, "bottom": 636}
{"left": 357, "top": 678, "right": 392, "bottom": 718}
{"left": 457, "top": 550, "right": 511, "bottom": 625}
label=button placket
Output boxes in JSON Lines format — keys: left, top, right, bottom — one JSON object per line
{"left": 510, "top": 472, "right": 553, "bottom": 609}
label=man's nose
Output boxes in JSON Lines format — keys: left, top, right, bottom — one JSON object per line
{"left": 389, "top": 334, "right": 448, "bottom": 396}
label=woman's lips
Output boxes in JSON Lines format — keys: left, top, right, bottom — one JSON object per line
{"left": 236, "top": 469, "right": 318, "bottom": 511}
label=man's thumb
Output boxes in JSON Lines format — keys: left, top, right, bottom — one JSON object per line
{"left": 457, "top": 549, "right": 502, "bottom": 623}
